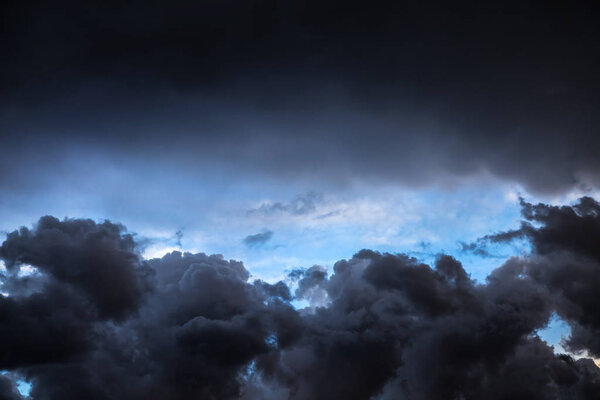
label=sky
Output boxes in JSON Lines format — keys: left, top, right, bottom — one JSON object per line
{"left": 1, "top": 1, "right": 600, "bottom": 399}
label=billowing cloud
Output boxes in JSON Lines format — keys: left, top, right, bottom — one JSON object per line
{"left": 2, "top": 200, "right": 600, "bottom": 398}
{"left": 471, "top": 196, "right": 600, "bottom": 359}
{"left": 0, "top": 218, "right": 295, "bottom": 399}
{"left": 2, "top": 2, "right": 599, "bottom": 398}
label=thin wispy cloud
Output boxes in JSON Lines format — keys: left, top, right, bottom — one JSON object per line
{"left": 248, "top": 193, "right": 322, "bottom": 217}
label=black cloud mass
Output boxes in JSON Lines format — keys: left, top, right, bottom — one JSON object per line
{"left": 2, "top": 1, "right": 600, "bottom": 398}
{"left": 1, "top": 0, "right": 600, "bottom": 193}
{"left": 2, "top": 198, "right": 600, "bottom": 399}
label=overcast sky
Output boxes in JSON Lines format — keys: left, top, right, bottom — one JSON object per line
{"left": 1, "top": 0, "right": 599, "bottom": 275}
{"left": 1, "top": 1, "right": 600, "bottom": 399}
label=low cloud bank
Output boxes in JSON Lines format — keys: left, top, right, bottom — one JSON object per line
{"left": 2, "top": 198, "right": 600, "bottom": 399}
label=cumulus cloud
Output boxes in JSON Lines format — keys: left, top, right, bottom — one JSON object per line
{"left": 2, "top": 1, "right": 600, "bottom": 397}
{"left": 471, "top": 196, "right": 600, "bottom": 359}
{"left": 1, "top": 202, "right": 600, "bottom": 398}
{"left": 0, "top": 218, "right": 295, "bottom": 399}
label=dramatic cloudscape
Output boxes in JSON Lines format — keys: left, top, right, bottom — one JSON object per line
{"left": 1, "top": 1, "right": 600, "bottom": 399}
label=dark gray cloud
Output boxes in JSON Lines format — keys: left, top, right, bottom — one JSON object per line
{"left": 0, "top": 375, "right": 21, "bottom": 400}
{"left": 0, "top": 216, "right": 152, "bottom": 320}
{"left": 471, "top": 196, "right": 600, "bottom": 359}
{"left": 0, "top": 220, "right": 295, "bottom": 399}
{"left": 289, "top": 265, "right": 328, "bottom": 307}
{"left": 1, "top": 1, "right": 599, "bottom": 194}
{"left": 3, "top": 2, "right": 600, "bottom": 397}
{"left": 243, "top": 230, "right": 274, "bottom": 248}
{"left": 458, "top": 241, "right": 507, "bottom": 258}
{"left": 3, "top": 204, "right": 600, "bottom": 398}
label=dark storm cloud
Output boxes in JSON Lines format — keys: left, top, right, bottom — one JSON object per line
{"left": 0, "top": 216, "right": 151, "bottom": 320}
{"left": 0, "top": 375, "right": 21, "bottom": 400}
{"left": 1, "top": 1, "right": 600, "bottom": 193}
{"left": 0, "top": 372, "right": 22, "bottom": 400}
{"left": 289, "top": 265, "right": 328, "bottom": 307}
{"left": 0, "top": 219, "right": 297, "bottom": 399}
{"left": 243, "top": 230, "right": 274, "bottom": 248}
{"left": 2, "top": 203, "right": 600, "bottom": 399}
{"left": 472, "top": 196, "right": 600, "bottom": 359}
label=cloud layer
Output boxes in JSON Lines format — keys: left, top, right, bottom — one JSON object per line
{"left": 2, "top": 198, "right": 600, "bottom": 399}
{"left": 1, "top": 1, "right": 599, "bottom": 194}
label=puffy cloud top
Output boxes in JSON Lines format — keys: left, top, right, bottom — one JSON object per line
{"left": 2, "top": 200, "right": 600, "bottom": 398}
